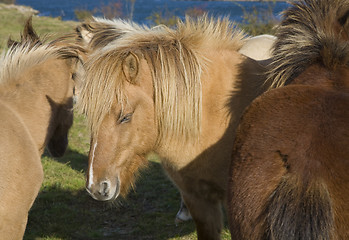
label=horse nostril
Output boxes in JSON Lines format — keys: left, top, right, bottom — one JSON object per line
{"left": 102, "top": 181, "right": 109, "bottom": 195}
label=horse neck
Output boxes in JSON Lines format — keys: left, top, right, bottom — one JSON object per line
{"left": 0, "top": 58, "right": 72, "bottom": 154}
{"left": 156, "top": 50, "right": 268, "bottom": 169}
{"left": 291, "top": 64, "right": 349, "bottom": 92}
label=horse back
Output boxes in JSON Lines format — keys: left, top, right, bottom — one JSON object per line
{"left": 0, "top": 100, "right": 43, "bottom": 240}
{"left": 228, "top": 85, "right": 349, "bottom": 240}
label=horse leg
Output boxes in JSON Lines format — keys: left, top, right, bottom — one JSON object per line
{"left": 162, "top": 161, "right": 224, "bottom": 239}
{"left": 181, "top": 192, "right": 223, "bottom": 240}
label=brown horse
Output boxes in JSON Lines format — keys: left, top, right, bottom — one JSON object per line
{"left": 228, "top": 0, "right": 349, "bottom": 239}
{"left": 0, "top": 19, "right": 83, "bottom": 239}
{"left": 76, "top": 17, "right": 271, "bottom": 239}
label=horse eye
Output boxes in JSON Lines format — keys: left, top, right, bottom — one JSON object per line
{"left": 119, "top": 113, "right": 133, "bottom": 124}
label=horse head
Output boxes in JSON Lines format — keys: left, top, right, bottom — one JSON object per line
{"left": 82, "top": 51, "right": 157, "bottom": 201}
{"left": 46, "top": 95, "right": 74, "bottom": 158}
{"left": 46, "top": 50, "right": 85, "bottom": 157}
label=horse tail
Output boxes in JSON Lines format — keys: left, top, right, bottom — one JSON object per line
{"left": 268, "top": 0, "right": 349, "bottom": 88}
{"left": 265, "top": 175, "right": 334, "bottom": 240}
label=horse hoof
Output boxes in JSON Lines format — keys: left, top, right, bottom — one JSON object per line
{"left": 175, "top": 208, "right": 192, "bottom": 226}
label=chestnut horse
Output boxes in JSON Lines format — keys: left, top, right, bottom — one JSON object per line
{"left": 228, "top": 0, "right": 349, "bottom": 239}
{"left": 0, "top": 19, "right": 83, "bottom": 239}
{"left": 76, "top": 17, "right": 271, "bottom": 239}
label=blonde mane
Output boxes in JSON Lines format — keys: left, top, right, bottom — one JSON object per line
{"left": 76, "top": 17, "right": 148, "bottom": 50}
{"left": 77, "top": 16, "right": 246, "bottom": 143}
{"left": 268, "top": 0, "right": 349, "bottom": 88}
{"left": 0, "top": 38, "right": 82, "bottom": 85}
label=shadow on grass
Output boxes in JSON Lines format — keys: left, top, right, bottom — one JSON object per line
{"left": 24, "top": 161, "right": 196, "bottom": 240}
{"left": 43, "top": 147, "right": 89, "bottom": 173}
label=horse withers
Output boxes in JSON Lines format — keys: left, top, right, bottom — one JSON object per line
{"left": 0, "top": 19, "right": 83, "bottom": 239}
{"left": 76, "top": 17, "right": 271, "bottom": 239}
{"left": 228, "top": 0, "right": 349, "bottom": 239}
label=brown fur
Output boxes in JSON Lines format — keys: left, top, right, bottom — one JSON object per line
{"left": 76, "top": 16, "right": 270, "bottom": 239}
{"left": 268, "top": 0, "right": 349, "bottom": 88}
{"left": 0, "top": 19, "right": 83, "bottom": 239}
{"left": 228, "top": 0, "right": 349, "bottom": 239}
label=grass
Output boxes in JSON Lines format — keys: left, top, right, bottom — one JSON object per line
{"left": 0, "top": 5, "right": 232, "bottom": 240}
{"left": 0, "top": 4, "right": 77, "bottom": 48}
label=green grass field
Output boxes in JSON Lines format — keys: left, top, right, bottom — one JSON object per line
{"left": 0, "top": 5, "right": 232, "bottom": 240}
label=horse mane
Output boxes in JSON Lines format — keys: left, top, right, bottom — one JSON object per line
{"left": 0, "top": 18, "right": 84, "bottom": 85}
{"left": 75, "top": 17, "right": 148, "bottom": 50}
{"left": 77, "top": 16, "right": 246, "bottom": 143}
{"left": 268, "top": 0, "right": 349, "bottom": 88}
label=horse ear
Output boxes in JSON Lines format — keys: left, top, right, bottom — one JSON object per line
{"left": 122, "top": 52, "right": 139, "bottom": 84}
{"left": 23, "top": 16, "right": 40, "bottom": 43}
{"left": 76, "top": 23, "right": 93, "bottom": 46}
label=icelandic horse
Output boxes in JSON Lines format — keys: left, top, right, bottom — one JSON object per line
{"left": 76, "top": 17, "right": 271, "bottom": 239}
{"left": 0, "top": 18, "right": 83, "bottom": 239}
{"left": 228, "top": 0, "right": 349, "bottom": 239}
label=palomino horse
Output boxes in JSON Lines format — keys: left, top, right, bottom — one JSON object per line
{"left": 228, "top": 0, "right": 349, "bottom": 239}
{"left": 75, "top": 17, "right": 194, "bottom": 223}
{"left": 238, "top": 34, "right": 276, "bottom": 61}
{"left": 0, "top": 19, "right": 83, "bottom": 239}
{"left": 73, "top": 19, "right": 277, "bottom": 225}
{"left": 76, "top": 17, "right": 271, "bottom": 239}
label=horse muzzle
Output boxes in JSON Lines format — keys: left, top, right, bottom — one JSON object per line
{"left": 86, "top": 178, "right": 120, "bottom": 201}
{"left": 47, "top": 135, "right": 68, "bottom": 158}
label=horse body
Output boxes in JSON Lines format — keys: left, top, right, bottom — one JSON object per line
{"left": 228, "top": 0, "right": 349, "bottom": 239}
{"left": 0, "top": 100, "right": 43, "bottom": 239}
{"left": 0, "top": 19, "right": 82, "bottom": 239}
{"left": 77, "top": 17, "right": 269, "bottom": 239}
{"left": 0, "top": 58, "right": 75, "bottom": 154}
{"left": 229, "top": 85, "right": 349, "bottom": 240}
{"left": 158, "top": 52, "right": 263, "bottom": 237}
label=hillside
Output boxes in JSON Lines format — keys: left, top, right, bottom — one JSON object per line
{"left": 0, "top": 3, "right": 77, "bottom": 48}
